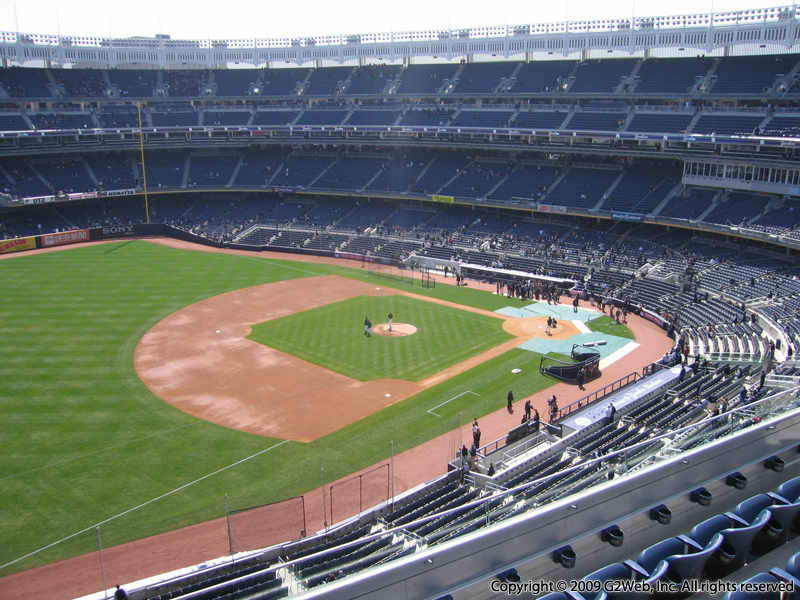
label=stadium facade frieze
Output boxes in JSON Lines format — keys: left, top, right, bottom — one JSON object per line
{"left": 0, "top": 4, "right": 796, "bottom": 68}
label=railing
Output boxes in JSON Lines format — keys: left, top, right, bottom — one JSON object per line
{"left": 129, "top": 385, "right": 800, "bottom": 600}
{"left": 701, "top": 351, "right": 762, "bottom": 363}
{"left": 555, "top": 370, "right": 641, "bottom": 420}
{"left": 476, "top": 422, "right": 561, "bottom": 458}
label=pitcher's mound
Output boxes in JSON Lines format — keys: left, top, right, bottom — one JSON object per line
{"left": 372, "top": 323, "right": 417, "bottom": 337}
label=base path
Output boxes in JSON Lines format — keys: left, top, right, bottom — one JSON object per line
{"left": 134, "top": 274, "right": 583, "bottom": 442}
{"left": 134, "top": 274, "right": 426, "bottom": 442}
{"left": 0, "top": 238, "right": 674, "bottom": 600}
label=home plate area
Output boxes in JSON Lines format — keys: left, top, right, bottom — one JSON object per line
{"left": 495, "top": 302, "right": 639, "bottom": 368}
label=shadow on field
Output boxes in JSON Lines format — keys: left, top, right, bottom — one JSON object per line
{"left": 103, "top": 240, "right": 135, "bottom": 255}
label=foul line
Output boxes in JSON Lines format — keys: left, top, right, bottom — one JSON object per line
{"left": 0, "top": 439, "right": 289, "bottom": 571}
{"left": 427, "top": 391, "right": 479, "bottom": 417}
{"left": 572, "top": 320, "right": 592, "bottom": 334}
{"left": 599, "top": 341, "right": 640, "bottom": 370}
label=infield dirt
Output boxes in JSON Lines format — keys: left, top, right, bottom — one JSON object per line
{"left": 134, "top": 274, "right": 583, "bottom": 442}
{"left": 0, "top": 239, "right": 674, "bottom": 600}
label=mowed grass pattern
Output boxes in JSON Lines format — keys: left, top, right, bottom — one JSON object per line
{"left": 587, "top": 315, "right": 636, "bottom": 340}
{"left": 0, "top": 240, "right": 558, "bottom": 575}
{"left": 248, "top": 295, "right": 511, "bottom": 381}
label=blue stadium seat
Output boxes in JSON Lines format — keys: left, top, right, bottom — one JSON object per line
{"left": 722, "top": 572, "right": 783, "bottom": 600}
{"left": 582, "top": 562, "right": 647, "bottom": 600}
{"left": 776, "top": 476, "right": 800, "bottom": 503}
{"left": 689, "top": 512, "right": 771, "bottom": 578}
{"left": 396, "top": 64, "right": 459, "bottom": 95}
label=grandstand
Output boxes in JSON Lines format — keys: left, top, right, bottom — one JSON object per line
{"left": 2, "top": 4, "right": 800, "bottom": 600}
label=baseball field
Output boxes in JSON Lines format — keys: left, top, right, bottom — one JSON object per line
{"left": 0, "top": 239, "right": 635, "bottom": 585}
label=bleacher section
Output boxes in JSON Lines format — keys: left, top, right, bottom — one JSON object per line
{"left": 511, "top": 110, "right": 567, "bottom": 129}
{"left": 602, "top": 168, "right": 676, "bottom": 214}
{"left": 692, "top": 114, "right": 765, "bottom": 136}
{"left": 304, "top": 67, "right": 352, "bottom": 96}
{"left": 346, "top": 110, "right": 400, "bottom": 125}
{"left": 143, "top": 151, "right": 189, "bottom": 189}
{"left": 763, "top": 114, "right": 800, "bottom": 138}
{"left": 396, "top": 64, "right": 459, "bottom": 95}
{"left": 253, "top": 110, "right": 300, "bottom": 126}
{"left": 398, "top": 108, "right": 453, "bottom": 126}
{"left": 346, "top": 65, "right": 401, "bottom": 95}
{"left": 365, "top": 151, "right": 434, "bottom": 193}
{"left": 509, "top": 61, "right": 574, "bottom": 93}
{"left": 0, "top": 113, "right": 28, "bottom": 131}
{"left": 627, "top": 112, "right": 693, "bottom": 133}
{"left": 411, "top": 153, "right": 471, "bottom": 194}
{"left": 187, "top": 155, "right": 239, "bottom": 188}
{"left": 703, "top": 192, "right": 768, "bottom": 226}
{"left": 259, "top": 68, "right": 309, "bottom": 96}
{"left": 546, "top": 167, "right": 619, "bottom": 209}
{"left": 488, "top": 164, "right": 560, "bottom": 202}
{"left": 660, "top": 187, "right": 717, "bottom": 220}
{"left": 214, "top": 69, "right": 260, "bottom": 96}
{"left": 85, "top": 153, "right": 136, "bottom": 190}
{"left": 108, "top": 70, "right": 157, "bottom": 97}
{"left": 51, "top": 68, "right": 106, "bottom": 97}
{"left": 164, "top": 70, "right": 205, "bottom": 97}
{"left": 314, "top": 157, "right": 383, "bottom": 190}
{"left": 451, "top": 110, "right": 512, "bottom": 128}
{"left": 440, "top": 160, "right": 511, "bottom": 198}
{"left": 0, "top": 67, "right": 52, "bottom": 97}
{"left": 569, "top": 59, "right": 636, "bottom": 93}
{"left": 295, "top": 109, "right": 348, "bottom": 125}
{"left": 30, "top": 112, "right": 95, "bottom": 130}
{"left": 634, "top": 57, "right": 711, "bottom": 94}
{"left": 96, "top": 105, "right": 139, "bottom": 128}
{"left": 711, "top": 54, "right": 798, "bottom": 95}
{"left": 452, "top": 62, "right": 517, "bottom": 94}
{"left": 150, "top": 109, "right": 199, "bottom": 127}
{"left": 204, "top": 110, "right": 251, "bottom": 126}
{"left": 564, "top": 111, "right": 626, "bottom": 131}
{"left": 270, "top": 155, "right": 334, "bottom": 188}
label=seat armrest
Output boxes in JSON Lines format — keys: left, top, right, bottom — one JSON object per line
{"left": 767, "top": 491, "right": 790, "bottom": 505}
{"left": 677, "top": 534, "right": 703, "bottom": 551}
{"left": 724, "top": 511, "right": 749, "bottom": 526}
{"left": 623, "top": 559, "right": 650, "bottom": 578}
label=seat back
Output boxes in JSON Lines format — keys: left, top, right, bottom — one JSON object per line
{"left": 735, "top": 494, "right": 774, "bottom": 523}
{"left": 777, "top": 477, "right": 800, "bottom": 503}
{"left": 719, "top": 510, "right": 772, "bottom": 565}
{"left": 666, "top": 533, "right": 723, "bottom": 582}
{"left": 690, "top": 514, "right": 735, "bottom": 547}
{"left": 636, "top": 537, "right": 685, "bottom": 574}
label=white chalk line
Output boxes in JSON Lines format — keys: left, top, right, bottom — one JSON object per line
{"left": 427, "top": 391, "right": 480, "bottom": 417}
{"left": 599, "top": 341, "right": 640, "bottom": 370}
{"left": 572, "top": 320, "right": 592, "bottom": 334}
{"left": 0, "top": 439, "right": 290, "bottom": 571}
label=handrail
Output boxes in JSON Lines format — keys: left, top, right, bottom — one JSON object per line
{"left": 555, "top": 370, "right": 641, "bottom": 420}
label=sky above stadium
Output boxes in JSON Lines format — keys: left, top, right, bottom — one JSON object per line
{"left": 0, "top": 0, "right": 783, "bottom": 39}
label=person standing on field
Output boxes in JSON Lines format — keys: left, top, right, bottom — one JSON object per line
{"left": 388, "top": 311, "right": 393, "bottom": 333}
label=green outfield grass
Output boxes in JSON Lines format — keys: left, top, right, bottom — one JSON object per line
{"left": 248, "top": 295, "right": 511, "bottom": 381}
{"left": 586, "top": 315, "right": 636, "bottom": 340}
{"left": 0, "top": 240, "right": 557, "bottom": 576}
